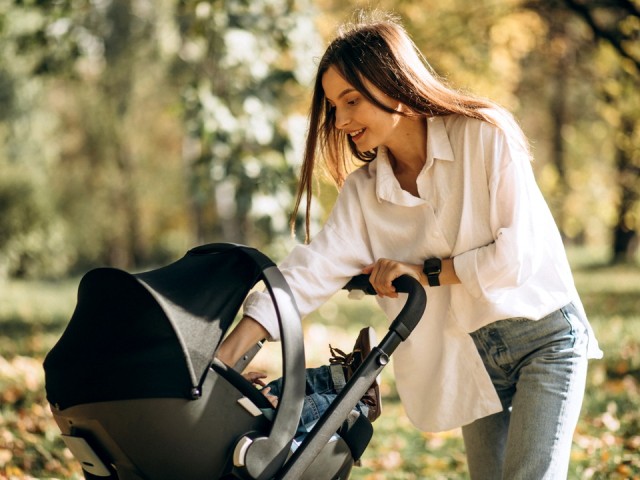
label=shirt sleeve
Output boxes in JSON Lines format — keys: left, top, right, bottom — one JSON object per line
{"left": 453, "top": 122, "right": 548, "bottom": 302}
{"left": 243, "top": 177, "right": 372, "bottom": 341}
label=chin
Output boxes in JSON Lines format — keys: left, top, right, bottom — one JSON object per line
{"left": 348, "top": 137, "right": 377, "bottom": 156}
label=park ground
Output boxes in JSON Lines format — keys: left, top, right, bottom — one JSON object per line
{"left": 0, "top": 247, "right": 638, "bottom": 479}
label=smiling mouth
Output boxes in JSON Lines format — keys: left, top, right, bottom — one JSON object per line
{"left": 349, "top": 128, "right": 365, "bottom": 141}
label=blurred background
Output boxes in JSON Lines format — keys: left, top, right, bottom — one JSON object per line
{"left": 0, "top": 0, "right": 638, "bottom": 478}
{"left": 1, "top": 0, "right": 638, "bottom": 275}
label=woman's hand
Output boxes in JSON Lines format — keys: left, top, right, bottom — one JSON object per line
{"left": 243, "top": 371, "right": 279, "bottom": 408}
{"left": 363, "top": 258, "right": 461, "bottom": 296}
{"left": 362, "top": 259, "right": 427, "bottom": 298}
{"left": 243, "top": 371, "right": 269, "bottom": 387}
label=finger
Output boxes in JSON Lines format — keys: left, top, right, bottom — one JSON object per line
{"left": 363, "top": 263, "right": 391, "bottom": 297}
{"left": 361, "top": 264, "right": 375, "bottom": 274}
{"left": 369, "top": 261, "right": 390, "bottom": 297}
{"left": 370, "top": 260, "right": 399, "bottom": 297}
{"left": 245, "top": 372, "right": 268, "bottom": 385}
{"left": 260, "top": 387, "right": 279, "bottom": 407}
{"left": 368, "top": 265, "right": 386, "bottom": 297}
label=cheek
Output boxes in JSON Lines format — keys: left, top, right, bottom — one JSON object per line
{"left": 371, "top": 111, "right": 400, "bottom": 133}
{"left": 364, "top": 108, "right": 386, "bottom": 129}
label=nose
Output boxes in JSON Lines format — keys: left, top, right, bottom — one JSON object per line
{"left": 334, "top": 106, "right": 350, "bottom": 130}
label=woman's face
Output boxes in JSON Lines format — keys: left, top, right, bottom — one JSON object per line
{"left": 322, "top": 66, "right": 403, "bottom": 152}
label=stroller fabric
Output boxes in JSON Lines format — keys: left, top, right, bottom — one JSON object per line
{"left": 44, "top": 243, "right": 273, "bottom": 410}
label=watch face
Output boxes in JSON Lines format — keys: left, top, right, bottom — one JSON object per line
{"left": 425, "top": 258, "right": 441, "bottom": 274}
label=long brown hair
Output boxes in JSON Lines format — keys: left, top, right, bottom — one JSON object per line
{"left": 292, "top": 11, "right": 530, "bottom": 241}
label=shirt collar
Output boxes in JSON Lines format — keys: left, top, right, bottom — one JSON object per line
{"left": 373, "top": 115, "right": 455, "bottom": 205}
{"left": 425, "top": 115, "right": 455, "bottom": 169}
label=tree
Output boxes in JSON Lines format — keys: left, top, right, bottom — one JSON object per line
{"left": 1, "top": 0, "right": 324, "bottom": 273}
{"left": 601, "top": 61, "right": 640, "bottom": 263}
{"left": 561, "top": 0, "right": 640, "bottom": 71}
{"left": 173, "top": 0, "right": 321, "bottom": 253}
{"left": 5, "top": 0, "right": 197, "bottom": 271}
{"left": 3, "top": 0, "right": 637, "bottom": 275}
{"left": 542, "top": 0, "right": 640, "bottom": 262}
{"left": 0, "top": 3, "right": 71, "bottom": 277}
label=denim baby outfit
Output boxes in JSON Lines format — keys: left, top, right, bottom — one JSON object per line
{"left": 266, "top": 365, "right": 369, "bottom": 437}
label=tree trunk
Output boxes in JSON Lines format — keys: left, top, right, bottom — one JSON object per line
{"left": 611, "top": 116, "right": 639, "bottom": 264}
{"left": 103, "top": 0, "right": 146, "bottom": 269}
{"left": 550, "top": 48, "right": 569, "bottom": 235}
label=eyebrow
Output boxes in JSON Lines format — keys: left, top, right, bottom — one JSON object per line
{"left": 326, "top": 87, "right": 358, "bottom": 103}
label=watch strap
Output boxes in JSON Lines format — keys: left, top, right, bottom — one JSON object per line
{"left": 423, "top": 258, "right": 442, "bottom": 287}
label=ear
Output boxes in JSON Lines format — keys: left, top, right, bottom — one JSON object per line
{"left": 396, "top": 102, "right": 416, "bottom": 115}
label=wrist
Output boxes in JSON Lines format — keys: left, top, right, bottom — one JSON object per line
{"left": 440, "top": 258, "right": 461, "bottom": 285}
{"left": 217, "top": 316, "right": 268, "bottom": 367}
{"left": 421, "top": 257, "right": 461, "bottom": 286}
{"left": 413, "top": 263, "right": 429, "bottom": 285}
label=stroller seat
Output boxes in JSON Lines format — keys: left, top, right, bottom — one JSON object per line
{"left": 44, "top": 243, "right": 372, "bottom": 480}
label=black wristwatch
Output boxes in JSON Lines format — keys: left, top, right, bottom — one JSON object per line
{"left": 423, "top": 258, "right": 442, "bottom": 287}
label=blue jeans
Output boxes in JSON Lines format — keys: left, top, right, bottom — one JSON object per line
{"left": 266, "top": 365, "right": 369, "bottom": 436}
{"left": 462, "top": 303, "right": 589, "bottom": 479}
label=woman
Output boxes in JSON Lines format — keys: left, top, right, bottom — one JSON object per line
{"left": 218, "top": 11, "right": 602, "bottom": 479}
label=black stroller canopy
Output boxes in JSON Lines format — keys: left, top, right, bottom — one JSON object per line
{"left": 44, "top": 244, "right": 274, "bottom": 410}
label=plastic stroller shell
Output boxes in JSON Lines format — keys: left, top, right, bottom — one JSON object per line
{"left": 44, "top": 243, "right": 312, "bottom": 479}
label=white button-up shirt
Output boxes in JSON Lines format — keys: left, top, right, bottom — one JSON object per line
{"left": 244, "top": 113, "right": 601, "bottom": 432}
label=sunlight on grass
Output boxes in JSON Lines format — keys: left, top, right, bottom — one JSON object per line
{"left": 0, "top": 279, "right": 77, "bottom": 322}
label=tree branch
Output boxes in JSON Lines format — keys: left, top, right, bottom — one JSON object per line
{"left": 560, "top": 0, "right": 640, "bottom": 72}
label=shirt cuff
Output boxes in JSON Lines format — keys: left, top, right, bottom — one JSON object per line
{"left": 243, "top": 290, "right": 281, "bottom": 342}
{"left": 453, "top": 251, "right": 483, "bottom": 300}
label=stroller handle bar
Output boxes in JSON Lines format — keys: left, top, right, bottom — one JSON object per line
{"left": 276, "top": 273, "right": 427, "bottom": 480}
{"left": 344, "top": 273, "right": 427, "bottom": 340}
{"left": 238, "top": 271, "right": 427, "bottom": 480}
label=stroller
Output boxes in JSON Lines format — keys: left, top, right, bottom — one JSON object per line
{"left": 44, "top": 243, "right": 426, "bottom": 479}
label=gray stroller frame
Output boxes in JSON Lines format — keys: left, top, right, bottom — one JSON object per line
{"left": 44, "top": 243, "right": 426, "bottom": 479}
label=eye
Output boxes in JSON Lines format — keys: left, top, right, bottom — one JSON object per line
{"left": 346, "top": 97, "right": 359, "bottom": 106}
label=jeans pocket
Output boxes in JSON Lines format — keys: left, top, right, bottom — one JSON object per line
{"left": 560, "top": 303, "right": 588, "bottom": 351}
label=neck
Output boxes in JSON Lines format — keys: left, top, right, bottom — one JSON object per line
{"left": 385, "top": 116, "right": 428, "bottom": 174}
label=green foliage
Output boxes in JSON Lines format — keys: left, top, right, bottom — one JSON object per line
{"left": 0, "top": 68, "right": 16, "bottom": 121}
{"left": 176, "top": 0, "right": 322, "bottom": 251}
{"left": 0, "top": 176, "right": 43, "bottom": 251}
{"left": 0, "top": 0, "right": 323, "bottom": 274}
{"left": 0, "top": 172, "right": 71, "bottom": 279}
{"left": 0, "top": 0, "right": 638, "bottom": 277}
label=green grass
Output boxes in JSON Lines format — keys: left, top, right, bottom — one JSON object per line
{"left": 567, "top": 251, "right": 640, "bottom": 480}
{"left": 1, "top": 249, "right": 639, "bottom": 479}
